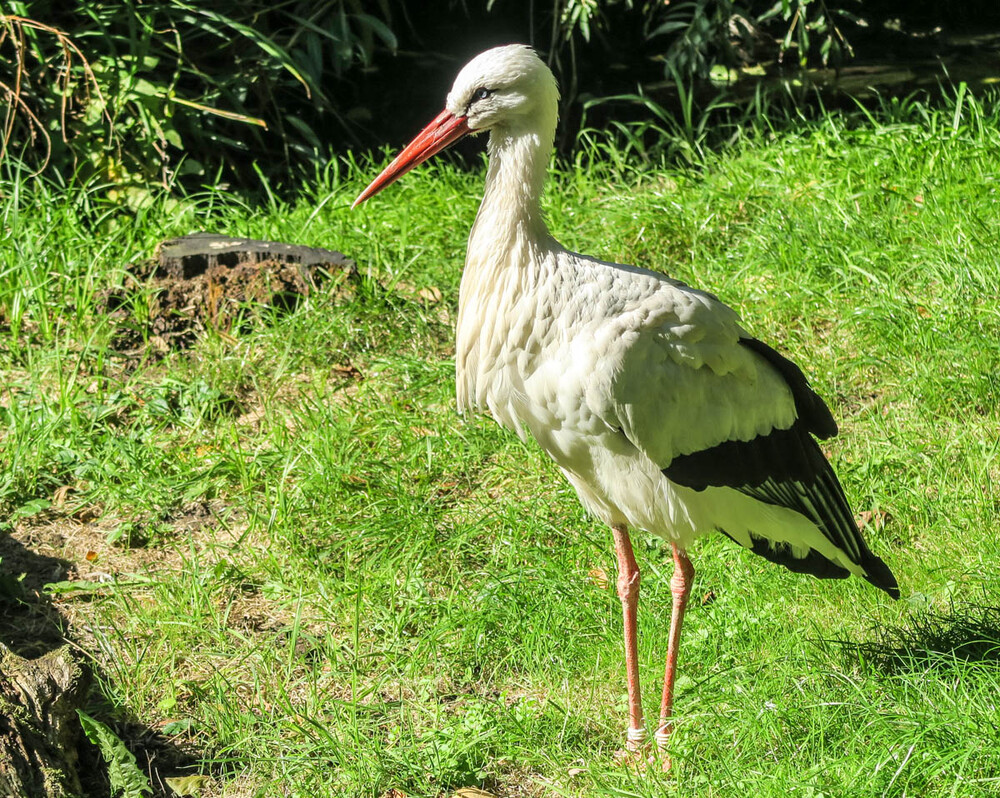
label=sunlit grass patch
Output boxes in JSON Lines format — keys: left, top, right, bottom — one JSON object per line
{"left": 2, "top": 92, "right": 999, "bottom": 795}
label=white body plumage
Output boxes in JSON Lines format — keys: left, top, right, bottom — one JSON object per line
{"left": 449, "top": 47, "right": 880, "bottom": 580}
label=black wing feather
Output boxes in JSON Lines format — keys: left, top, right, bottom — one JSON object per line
{"left": 739, "top": 337, "right": 838, "bottom": 439}
{"left": 719, "top": 530, "right": 851, "bottom": 580}
{"left": 662, "top": 337, "right": 899, "bottom": 599}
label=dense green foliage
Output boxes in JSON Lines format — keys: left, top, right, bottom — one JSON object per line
{"left": 2, "top": 91, "right": 999, "bottom": 795}
{"left": 1, "top": 1, "right": 398, "bottom": 189}
{"left": 5, "top": 0, "right": 998, "bottom": 192}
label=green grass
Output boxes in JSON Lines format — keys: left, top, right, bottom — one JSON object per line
{"left": 2, "top": 92, "right": 1000, "bottom": 797}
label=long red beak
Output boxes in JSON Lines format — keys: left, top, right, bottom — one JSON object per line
{"left": 352, "top": 110, "right": 472, "bottom": 208}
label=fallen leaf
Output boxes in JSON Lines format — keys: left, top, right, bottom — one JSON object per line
{"left": 856, "top": 509, "right": 892, "bottom": 531}
{"left": 700, "top": 590, "right": 717, "bottom": 606}
{"left": 52, "top": 484, "right": 74, "bottom": 507}
{"left": 73, "top": 504, "right": 102, "bottom": 523}
{"left": 395, "top": 281, "right": 444, "bottom": 305}
{"left": 587, "top": 567, "right": 609, "bottom": 590}
{"left": 85, "top": 551, "right": 99, "bottom": 563}
{"left": 165, "top": 774, "right": 211, "bottom": 796}
{"left": 453, "top": 790, "right": 496, "bottom": 798}
{"left": 418, "top": 285, "right": 443, "bottom": 304}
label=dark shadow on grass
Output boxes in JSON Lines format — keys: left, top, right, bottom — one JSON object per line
{"left": 838, "top": 602, "right": 1000, "bottom": 674}
{"left": 0, "top": 532, "right": 212, "bottom": 798}
{"left": 0, "top": 532, "right": 71, "bottom": 657}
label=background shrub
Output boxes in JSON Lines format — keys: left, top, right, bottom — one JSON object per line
{"left": 3, "top": 0, "right": 998, "bottom": 192}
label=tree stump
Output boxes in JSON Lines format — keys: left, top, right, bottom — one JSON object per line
{"left": 0, "top": 644, "right": 89, "bottom": 798}
{"left": 158, "top": 232, "right": 354, "bottom": 280}
{"left": 103, "top": 232, "right": 358, "bottom": 353}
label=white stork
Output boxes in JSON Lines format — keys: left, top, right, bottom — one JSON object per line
{"left": 353, "top": 44, "right": 898, "bottom": 762}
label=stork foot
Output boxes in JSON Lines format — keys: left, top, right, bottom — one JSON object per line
{"left": 653, "top": 726, "right": 675, "bottom": 772}
{"left": 612, "top": 747, "right": 674, "bottom": 773}
{"left": 612, "top": 745, "right": 651, "bottom": 769}
{"left": 612, "top": 726, "right": 663, "bottom": 769}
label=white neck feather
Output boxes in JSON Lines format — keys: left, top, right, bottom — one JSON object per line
{"left": 475, "top": 124, "right": 552, "bottom": 245}
{"left": 455, "top": 111, "right": 560, "bottom": 415}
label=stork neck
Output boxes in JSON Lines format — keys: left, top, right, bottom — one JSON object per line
{"left": 472, "top": 120, "right": 555, "bottom": 251}
{"left": 456, "top": 113, "right": 558, "bottom": 414}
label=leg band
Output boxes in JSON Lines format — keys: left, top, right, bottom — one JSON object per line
{"left": 627, "top": 726, "right": 648, "bottom": 747}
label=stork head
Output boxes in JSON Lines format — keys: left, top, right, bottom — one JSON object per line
{"left": 446, "top": 44, "right": 558, "bottom": 133}
{"left": 353, "top": 45, "right": 557, "bottom": 207}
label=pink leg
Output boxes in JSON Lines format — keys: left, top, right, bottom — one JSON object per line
{"left": 611, "top": 523, "right": 646, "bottom": 750}
{"left": 655, "top": 544, "right": 694, "bottom": 754}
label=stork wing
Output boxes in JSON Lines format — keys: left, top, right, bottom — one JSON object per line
{"left": 605, "top": 290, "right": 899, "bottom": 598}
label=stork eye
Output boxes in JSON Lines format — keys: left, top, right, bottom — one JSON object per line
{"left": 473, "top": 87, "right": 492, "bottom": 101}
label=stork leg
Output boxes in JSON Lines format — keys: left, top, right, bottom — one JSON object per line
{"left": 611, "top": 523, "right": 646, "bottom": 750}
{"left": 654, "top": 543, "right": 694, "bottom": 762}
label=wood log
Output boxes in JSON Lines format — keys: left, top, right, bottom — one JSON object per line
{"left": 0, "top": 644, "right": 88, "bottom": 798}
